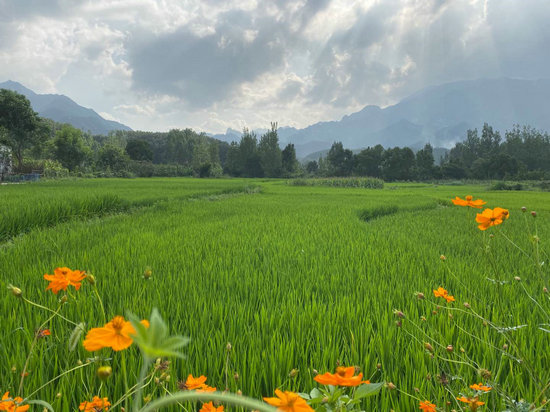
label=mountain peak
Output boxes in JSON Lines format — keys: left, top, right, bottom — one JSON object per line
{"left": 0, "top": 80, "right": 131, "bottom": 135}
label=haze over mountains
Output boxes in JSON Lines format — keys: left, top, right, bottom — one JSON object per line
{"left": 215, "top": 78, "right": 550, "bottom": 158}
{"left": 2, "top": 78, "right": 550, "bottom": 159}
{"left": 0, "top": 80, "right": 132, "bottom": 135}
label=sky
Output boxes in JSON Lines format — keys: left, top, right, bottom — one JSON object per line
{"left": 1, "top": 0, "right": 549, "bottom": 134}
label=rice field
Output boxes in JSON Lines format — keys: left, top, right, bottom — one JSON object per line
{"left": 1, "top": 178, "right": 549, "bottom": 411}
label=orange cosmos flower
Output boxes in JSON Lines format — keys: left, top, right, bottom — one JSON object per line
{"left": 37, "top": 329, "right": 51, "bottom": 338}
{"left": 79, "top": 396, "right": 110, "bottom": 411}
{"left": 263, "top": 389, "right": 313, "bottom": 412}
{"left": 433, "top": 287, "right": 454, "bottom": 302}
{"left": 314, "top": 366, "right": 369, "bottom": 387}
{"left": 199, "top": 402, "right": 224, "bottom": 412}
{"left": 452, "top": 195, "right": 486, "bottom": 209}
{"left": 470, "top": 383, "right": 492, "bottom": 392}
{"left": 0, "top": 392, "right": 30, "bottom": 412}
{"left": 83, "top": 316, "right": 149, "bottom": 351}
{"left": 419, "top": 400, "right": 437, "bottom": 412}
{"left": 179, "top": 374, "right": 216, "bottom": 392}
{"left": 457, "top": 396, "right": 485, "bottom": 410}
{"left": 476, "top": 207, "right": 509, "bottom": 231}
{"left": 44, "top": 267, "right": 86, "bottom": 294}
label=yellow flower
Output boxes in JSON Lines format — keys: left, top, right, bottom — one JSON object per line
{"left": 83, "top": 316, "right": 149, "bottom": 351}
{"left": 264, "top": 389, "right": 313, "bottom": 412}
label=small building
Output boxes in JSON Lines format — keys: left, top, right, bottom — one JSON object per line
{"left": 0, "top": 144, "right": 12, "bottom": 181}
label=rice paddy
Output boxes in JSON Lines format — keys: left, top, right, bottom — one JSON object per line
{"left": 1, "top": 178, "right": 549, "bottom": 411}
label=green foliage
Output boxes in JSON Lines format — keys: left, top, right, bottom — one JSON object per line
{"left": 53, "top": 125, "right": 90, "bottom": 171}
{"left": 289, "top": 177, "right": 384, "bottom": 189}
{"left": 0, "top": 89, "right": 48, "bottom": 167}
{"left": 125, "top": 139, "right": 153, "bottom": 162}
{"left": 97, "top": 143, "right": 130, "bottom": 173}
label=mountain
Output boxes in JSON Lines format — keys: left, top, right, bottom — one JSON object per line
{"left": 0, "top": 80, "right": 132, "bottom": 135}
{"left": 214, "top": 78, "right": 550, "bottom": 159}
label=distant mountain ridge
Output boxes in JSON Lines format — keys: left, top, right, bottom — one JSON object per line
{"left": 0, "top": 80, "right": 132, "bottom": 135}
{"left": 213, "top": 78, "right": 550, "bottom": 159}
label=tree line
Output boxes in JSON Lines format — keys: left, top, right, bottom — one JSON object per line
{"left": 2, "top": 88, "right": 550, "bottom": 181}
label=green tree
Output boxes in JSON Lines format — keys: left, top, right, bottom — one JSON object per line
{"left": 97, "top": 144, "right": 129, "bottom": 173}
{"left": 353, "top": 145, "right": 384, "bottom": 177}
{"left": 126, "top": 139, "right": 153, "bottom": 161}
{"left": 258, "top": 123, "right": 282, "bottom": 177}
{"left": 0, "top": 89, "right": 48, "bottom": 168}
{"left": 382, "top": 147, "right": 416, "bottom": 181}
{"left": 415, "top": 143, "right": 435, "bottom": 180}
{"left": 238, "top": 129, "right": 262, "bottom": 177}
{"left": 305, "top": 160, "right": 318, "bottom": 175}
{"left": 53, "top": 125, "right": 90, "bottom": 171}
{"left": 327, "top": 142, "right": 353, "bottom": 176}
{"left": 281, "top": 143, "right": 298, "bottom": 176}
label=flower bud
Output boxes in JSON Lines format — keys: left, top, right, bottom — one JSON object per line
{"left": 59, "top": 295, "right": 68, "bottom": 303}
{"left": 86, "top": 274, "right": 96, "bottom": 285}
{"left": 531, "top": 211, "right": 537, "bottom": 217}
{"left": 463, "top": 302, "right": 471, "bottom": 309}
{"left": 415, "top": 292, "right": 425, "bottom": 300}
{"left": 236, "top": 390, "right": 242, "bottom": 396}
{"left": 393, "top": 309, "right": 405, "bottom": 318}
{"left": 424, "top": 342, "right": 434, "bottom": 353}
{"left": 543, "top": 287, "right": 548, "bottom": 294}
{"left": 288, "top": 368, "right": 299, "bottom": 378}
{"left": 312, "top": 369, "right": 318, "bottom": 376}
{"left": 56, "top": 393, "right": 62, "bottom": 399}
{"left": 514, "top": 276, "right": 521, "bottom": 281}
{"left": 143, "top": 268, "right": 152, "bottom": 280}
{"left": 8, "top": 284, "right": 22, "bottom": 298}
{"left": 143, "top": 394, "right": 152, "bottom": 404}
{"left": 440, "top": 255, "right": 446, "bottom": 261}
{"left": 376, "top": 363, "right": 382, "bottom": 370}
{"left": 503, "top": 344, "right": 509, "bottom": 350}
{"left": 460, "top": 347, "right": 465, "bottom": 353}
{"left": 387, "top": 382, "right": 397, "bottom": 390}
{"left": 396, "top": 320, "right": 402, "bottom": 328}
{"left": 97, "top": 366, "right": 112, "bottom": 381}
{"left": 234, "top": 373, "right": 239, "bottom": 381}
{"left": 446, "top": 345, "right": 453, "bottom": 353}
{"left": 479, "top": 368, "right": 492, "bottom": 379}
{"left": 226, "top": 342, "right": 232, "bottom": 352}
{"left": 77, "top": 360, "right": 83, "bottom": 366}
{"left": 521, "top": 206, "right": 527, "bottom": 212}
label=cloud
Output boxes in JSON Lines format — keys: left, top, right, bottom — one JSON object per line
{"left": 1, "top": 0, "right": 549, "bottom": 133}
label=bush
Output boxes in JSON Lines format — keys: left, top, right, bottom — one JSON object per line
{"left": 288, "top": 177, "right": 384, "bottom": 189}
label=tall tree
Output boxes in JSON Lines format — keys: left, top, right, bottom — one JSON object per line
{"left": 258, "top": 123, "right": 282, "bottom": 177}
{"left": 281, "top": 143, "right": 298, "bottom": 176}
{"left": 327, "top": 142, "right": 353, "bottom": 176}
{"left": 53, "top": 125, "right": 90, "bottom": 171}
{"left": 238, "top": 129, "right": 262, "bottom": 177}
{"left": 126, "top": 139, "right": 153, "bottom": 161}
{"left": 0, "top": 89, "right": 48, "bottom": 167}
{"left": 353, "top": 145, "right": 384, "bottom": 177}
{"left": 415, "top": 143, "right": 435, "bottom": 180}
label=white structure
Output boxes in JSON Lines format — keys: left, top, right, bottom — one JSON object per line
{"left": 0, "top": 144, "right": 12, "bottom": 180}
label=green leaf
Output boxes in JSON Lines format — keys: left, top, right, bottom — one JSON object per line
{"left": 25, "top": 399, "right": 55, "bottom": 412}
{"left": 68, "top": 322, "right": 86, "bottom": 351}
{"left": 353, "top": 382, "right": 384, "bottom": 400}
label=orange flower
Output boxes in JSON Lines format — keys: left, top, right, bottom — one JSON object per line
{"left": 476, "top": 207, "right": 509, "bottom": 231}
{"left": 470, "top": 383, "right": 492, "bottom": 392}
{"left": 199, "top": 402, "right": 224, "bottom": 412}
{"left": 419, "top": 400, "right": 437, "bottom": 412}
{"left": 457, "top": 396, "right": 485, "bottom": 410}
{"left": 0, "top": 392, "right": 30, "bottom": 412}
{"left": 313, "top": 366, "right": 369, "bottom": 387}
{"left": 37, "top": 329, "right": 50, "bottom": 338}
{"left": 79, "top": 396, "right": 110, "bottom": 411}
{"left": 452, "top": 195, "right": 486, "bottom": 209}
{"left": 44, "top": 267, "right": 86, "bottom": 294}
{"left": 263, "top": 389, "right": 313, "bottom": 412}
{"left": 180, "top": 374, "right": 216, "bottom": 392}
{"left": 433, "top": 287, "right": 454, "bottom": 302}
{"left": 197, "top": 385, "right": 217, "bottom": 393}
{"left": 83, "top": 316, "right": 149, "bottom": 351}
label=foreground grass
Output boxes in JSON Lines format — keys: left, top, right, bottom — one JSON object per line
{"left": 1, "top": 179, "right": 549, "bottom": 410}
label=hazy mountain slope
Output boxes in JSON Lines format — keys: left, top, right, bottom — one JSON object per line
{"left": 0, "top": 80, "right": 132, "bottom": 135}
